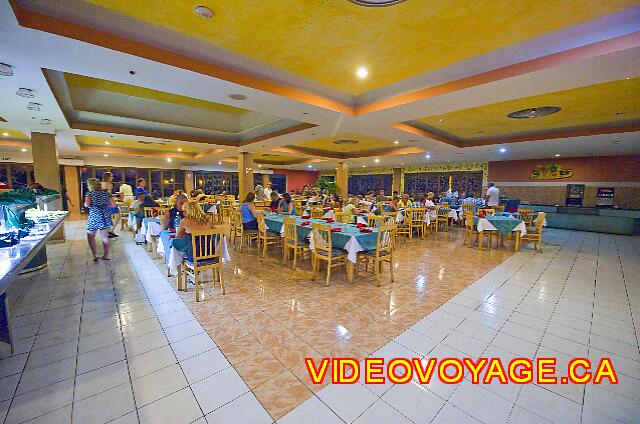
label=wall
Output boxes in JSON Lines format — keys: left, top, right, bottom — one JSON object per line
{"left": 273, "top": 170, "right": 318, "bottom": 192}
{"left": 488, "top": 155, "right": 640, "bottom": 209}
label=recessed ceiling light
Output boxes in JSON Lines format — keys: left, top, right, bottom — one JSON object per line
{"left": 27, "top": 102, "right": 41, "bottom": 111}
{"left": 425, "top": 154, "right": 431, "bottom": 159}
{"left": 400, "top": 163, "right": 404, "bottom": 166}
{"left": 1, "top": 132, "right": 8, "bottom": 137}
{"left": 228, "top": 93, "right": 246, "bottom": 100}
{"left": 499, "top": 148, "right": 507, "bottom": 153}
{"left": 616, "top": 112, "right": 624, "bottom": 115}
{"left": 0, "top": 63, "right": 13, "bottom": 77}
{"left": 194, "top": 5, "right": 214, "bottom": 19}
{"left": 438, "top": 118, "right": 444, "bottom": 123}
{"left": 374, "top": 158, "right": 380, "bottom": 163}
{"left": 104, "top": 140, "right": 110, "bottom": 145}
{"left": 21, "top": 148, "right": 27, "bottom": 152}
{"left": 507, "top": 106, "right": 561, "bottom": 119}
{"left": 258, "top": 164, "right": 262, "bottom": 168}
{"left": 166, "top": 158, "right": 172, "bottom": 162}
{"left": 362, "top": 165, "right": 366, "bottom": 168}
{"left": 39, "top": 118, "right": 51, "bottom": 125}
{"left": 177, "top": 147, "right": 182, "bottom": 152}
{"left": 394, "top": 140, "right": 399, "bottom": 145}
{"left": 313, "top": 168, "right": 317, "bottom": 171}
{"left": 408, "top": 139, "right": 419, "bottom": 143}
{"left": 333, "top": 139, "right": 358, "bottom": 145}
{"left": 103, "top": 154, "right": 108, "bottom": 157}
{"left": 307, "top": 165, "right": 312, "bottom": 168}
{"left": 16, "top": 88, "right": 35, "bottom": 98}
{"left": 218, "top": 161, "right": 222, "bottom": 165}
{"left": 356, "top": 67, "right": 368, "bottom": 79}
{"left": 554, "top": 153, "right": 560, "bottom": 157}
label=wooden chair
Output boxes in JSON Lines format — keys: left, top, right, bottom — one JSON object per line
{"left": 283, "top": 217, "right": 309, "bottom": 269}
{"left": 357, "top": 222, "right": 395, "bottom": 286}
{"left": 334, "top": 211, "right": 352, "bottom": 224}
{"left": 435, "top": 206, "right": 449, "bottom": 232}
{"left": 220, "top": 199, "right": 233, "bottom": 223}
{"left": 521, "top": 212, "right": 545, "bottom": 252}
{"left": 395, "top": 210, "right": 412, "bottom": 241}
{"left": 143, "top": 207, "right": 157, "bottom": 218}
{"left": 480, "top": 208, "right": 495, "bottom": 217}
{"left": 310, "top": 223, "right": 348, "bottom": 286}
{"left": 494, "top": 204, "right": 506, "bottom": 213}
{"left": 440, "top": 202, "right": 450, "bottom": 208}
{"left": 461, "top": 203, "right": 475, "bottom": 226}
{"left": 293, "top": 199, "right": 303, "bottom": 214}
{"left": 407, "top": 207, "right": 426, "bottom": 239}
{"left": 367, "top": 215, "right": 385, "bottom": 228}
{"left": 118, "top": 203, "right": 130, "bottom": 231}
{"left": 256, "top": 215, "right": 281, "bottom": 257}
{"left": 463, "top": 212, "right": 492, "bottom": 249}
{"left": 230, "top": 210, "right": 257, "bottom": 252}
{"left": 310, "top": 208, "right": 324, "bottom": 219}
{"left": 517, "top": 208, "right": 535, "bottom": 229}
{"left": 180, "top": 228, "right": 225, "bottom": 301}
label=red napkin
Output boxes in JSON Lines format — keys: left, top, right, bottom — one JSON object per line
{"left": 359, "top": 228, "right": 372, "bottom": 233}
{"left": 330, "top": 227, "right": 341, "bottom": 232}
{"left": 356, "top": 223, "right": 366, "bottom": 228}
{"left": 300, "top": 221, "right": 310, "bottom": 226}
{"left": 169, "top": 228, "right": 176, "bottom": 233}
{"left": 323, "top": 207, "right": 331, "bottom": 211}
{"left": 478, "top": 210, "right": 487, "bottom": 218}
{"left": 301, "top": 215, "right": 310, "bottom": 219}
{"left": 169, "top": 235, "right": 176, "bottom": 239}
{"left": 325, "top": 218, "right": 335, "bottom": 223}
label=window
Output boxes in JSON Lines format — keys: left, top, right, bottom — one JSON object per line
{"left": 348, "top": 174, "right": 392, "bottom": 196}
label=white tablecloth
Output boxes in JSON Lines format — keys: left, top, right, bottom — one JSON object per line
{"left": 157, "top": 236, "right": 230, "bottom": 276}
{"left": 308, "top": 232, "right": 363, "bottom": 263}
{"left": 143, "top": 219, "right": 162, "bottom": 243}
{"left": 476, "top": 218, "right": 527, "bottom": 236}
{"left": 128, "top": 212, "right": 137, "bottom": 229}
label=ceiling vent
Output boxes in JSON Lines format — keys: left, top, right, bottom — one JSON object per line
{"left": 137, "top": 140, "right": 166, "bottom": 146}
{"left": 333, "top": 139, "right": 359, "bottom": 145}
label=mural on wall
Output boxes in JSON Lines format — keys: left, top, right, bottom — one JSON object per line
{"left": 529, "top": 164, "right": 573, "bottom": 180}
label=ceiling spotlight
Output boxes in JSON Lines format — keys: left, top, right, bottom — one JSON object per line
{"left": 21, "top": 148, "right": 28, "bottom": 152}
{"left": 228, "top": 93, "right": 247, "bottom": 100}
{"left": 394, "top": 140, "right": 399, "bottom": 145}
{"left": 0, "top": 63, "right": 13, "bottom": 77}
{"left": 39, "top": 119, "right": 51, "bottom": 125}
{"left": 356, "top": 67, "right": 368, "bottom": 79}
{"left": 507, "top": 106, "right": 561, "bottom": 119}
{"left": 166, "top": 157, "right": 172, "bottom": 162}
{"left": 218, "top": 161, "right": 222, "bottom": 165}
{"left": 362, "top": 165, "right": 366, "bottom": 168}
{"left": 104, "top": 140, "right": 110, "bottom": 145}
{"left": 27, "top": 102, "right": 41, "bottom": 111}
{"left": 307, "top": 165, "right": 313, "bottom": 168}
{"left": 194, "top": 5, "right": 214, "bottom": 19}
{"left": 425, "top": 154, "right": 431, "bottom": 159}
{"left": 499, "top": 148, "right": 507, "bottom": 153}
{"left": 438, "top": 118, "right": 444, "bottom": 123}
{"left": 103, "top": 154, "right": 108, "bottom": 157}
{"left": 374, "top": 158, "right": 380, "bottom": 163}
{"left": 1, "top": 132, "right": 8, "bottom": 137}
{"left": 554, "top": 153, "right": 560, "bottom": 157}
{"left": 177, "top": 147, "right": 183, "bottom": 152}
{"left": 313, "top": 168, "right": 317, "bottom": 171}
{"left": 258, "top": 164, "right": 262, "bottom": 168}
{"left": 16, "top": 88, "right": 35, "bottom": 98}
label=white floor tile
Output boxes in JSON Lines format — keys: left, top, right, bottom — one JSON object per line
{"left": 381, "top": 382, "right": 444, "bottom": 423}
{"left": 516, "top": 384, "right": 581, "bottom": 424}
{"left": 72, "top": 383, "right": 135, "bottom": 424}
{"left": 191, "top": 368, "right": 249, "bottom": 415}
{"left": 22, "top": 404, "right": 72, "bottom": 424}
{"left": 5, "top": 378, "right": 74, "bottom": 424}
{"left": 507, "top": 405, "right": 553, "bottom": 423}
{"left": 317, "top": 383, "right": 377, "bottom": 422}
{"left": 132, "top": 363, "right": 188, "bottom": 407}
{"left": 74, "top": 360, "right": 130, "bottom": 402}
{"left": 205, "top": 391, "right": 272, "bottom": 424}
{"left": 352, "top": 399, "right": 412, "bottom": 424}
{"left": 431, "top": 403, "right": 482, "bottom": 424}
{"left": 583, "top": 384, "right": 640, "bottom": 424}
{"left": 170, "top": 332, "right": 216, "bottom": 361}
{"left": 76, "top": 342, "right": 126, "bottom": 375}
{"left": 179, "top": 348, "right": 230, "bottom": 385}
{"left": 278, "top": 395, "right": 343, "bottom": 424}
{"left": 16, "top": 357, "right": 76, "bottom": 395}
{"left": 123, "top": 330, "right": 169, "bottom": 357}
{"left": 393, "top": 329, "right": 438, "bottom": 357}
{"left": 137, "top": 388, "right": 203, "bottom": 424}
{"left": 449, "top": 380, "right": 514, "bottom": 424}
{"left": 127, "top": 345, "right": 177, "bottom": 379}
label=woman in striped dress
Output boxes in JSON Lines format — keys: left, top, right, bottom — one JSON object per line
{"left": 85, "top": 178, "right": 114, "bottom": 261}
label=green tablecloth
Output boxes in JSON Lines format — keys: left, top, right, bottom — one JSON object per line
{"left": 474, "top": 216, "right": 524, "bottom": 235}
{"left": 264, "top": 214, "right": 378, "bottom": 251}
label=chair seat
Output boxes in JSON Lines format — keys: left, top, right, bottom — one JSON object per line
{"left": 315, "top": 248, "right": 347, "bottom": 257}
{"left": 360, "top": 250, "right": 391, "bottom": 257}
{"left": 287, "top": 239, "right": 309, "bottom": 247}
{"left": 185, "top": 257, "right": 220, "bottom": 267}
{"left": 264, "top": 231, "right": 280, "bottom": 237}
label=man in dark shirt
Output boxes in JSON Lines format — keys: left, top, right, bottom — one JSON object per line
{"left": 269, "top": 191, "right": 281, "bottom": 212}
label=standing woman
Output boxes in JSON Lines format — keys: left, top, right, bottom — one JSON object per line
{"left": 101, "top": 172, "right": 120, "bottom": 237}
{"left": 85, "top": 177, "right": 115, "bottom": 261}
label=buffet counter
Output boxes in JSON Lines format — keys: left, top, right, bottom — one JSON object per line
{"left": 0, "top": 211, "right": 68, "bottom": 352}
{"left": 526, "top": 205, "right": 640, "bottom": 235}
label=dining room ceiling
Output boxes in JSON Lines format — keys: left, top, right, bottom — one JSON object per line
{"left": 1, "top": 1, "right": 639, "bottom": 170}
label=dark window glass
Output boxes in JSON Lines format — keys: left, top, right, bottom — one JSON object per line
{"left": 10, "top": 165, "right": 28, "bottom": 189}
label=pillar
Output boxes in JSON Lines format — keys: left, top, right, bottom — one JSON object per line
{"left": 31, "top": 132, "right": 64, "bottom": 240}
{"left": 336, "top": 162, "right": 348, "bottom": 199}
{"left": 184, "top": 171, "right": 194, "bottom": 193}
{"left": 238, "top": 152, "right": 254, "bottom": 199}
{"left": 392, "top": 168, "right": 402, "bottom": 194}
{"left": 261, "top": 173, "right": 270, "bottom": 188}
{"left": 63, "top": 166, "right": 81, "bottom": 221}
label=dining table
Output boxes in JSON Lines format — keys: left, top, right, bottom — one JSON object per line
{"left": 474, "top": 215, "right": 527, "bottom": 251}
{"left": 264, "top": 213, "right": 379, "bottom": 282}
{"left": 141, "top": 217, "right": 162, "bottom": 257}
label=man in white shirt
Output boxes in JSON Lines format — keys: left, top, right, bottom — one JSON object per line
{"left": 263, "top": 184, "right": 272, "bottom": 201}
{"left": 485, "top": 183, "right": 500, "bottom": 207}
{"left": 118, "top": 181, "right": 134, "bottom": 203}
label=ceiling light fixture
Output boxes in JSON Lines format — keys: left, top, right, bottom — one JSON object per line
{"left": 39, "top": 119, "right": 51, "bottom": 125}
{"left": 356, "top": 67, "right": 368, "bottom": 79}
{"left": 507, "top": 106, "right": 561, "bottom": 119}
{"left": 362, "top": 165, "right": 366, "bottom": 168}
{"left": 194, "top": 5, "right": 214, "bottom": 19}
{"left": 554, "top": 153, "right": 560, "bottom": 157}
{"left": 218, "top": 161, "right": 222, "bottom": 165}
{"left": 16, "top": 88, "right": 35, "bottom": 98}
{"left": 21, "top": 148, "right": 28, "bottom": 152}
{"left": 333, "top": 139, "right": 358, "bottom": 145}
{"left": 348, "top": 0, "right": 407, "bottom": 7}
{"left": 611, "top": 140, "right": 621, "bottom": 144}
{"left": 307, "top": 165, "right": 313, "bottom": 168}
{"left": 177, "top": 147, "right": 183, "bottom": 152}
{"left": 374, "top": 158, "right": 380, "bottom": 163}
{"left": 104, "top": 141, "right": 110, "bottom": 145}
{"left": 27, "top": 102, "right": 41, "bottom": 111}
{"left": 499, "top": 148, "right": 507, "bottom": 153}
{"left": 2, "top": 132, "right": 9, "bottom": 137}
{"left": 394, "top": 140, "right": 399, "bottom": 145}
{"left": 0, "top": 63, "right": 13, "bottom": 77}
{"left": 258, "top": 164, "right": 262, "bottom": 168}
{"left": 425, "top": 154, "right": 431, "bottom": 159}
{"left": 103, "top": 154, "right": 108, "bottom": 157}
{"left": 166, "top": 158, "right": 172, "bottom": 162}
{"left": 228, "top": 93, "right": 247, "bottom": 100}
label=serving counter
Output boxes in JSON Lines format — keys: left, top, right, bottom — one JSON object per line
{"left": 525, "top": 205, "right": 640, "bottom": 235}
{"left": 0, "top": 212, "right": 68, "bottom": 353}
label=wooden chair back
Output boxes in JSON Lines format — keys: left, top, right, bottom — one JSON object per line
{"left": 367, "top": 215, "right": 385, "bottom": 228}
{"left": 440, "top": 202, "right": 450, "bottom": 208}
{"left": 311, "top": 223, "right": 332, "bottom": 254}
{"left": 310, "top": 208, "right": 324, "bottom": 219}
{"left": 481, "top": 208, "right": 495, "bottom": 217}
{"left": 335, "top": 211, "right": 351, "bottom": 224}
{"left": 494, "top": 204, "right": 506, "bottom": 213}
{"left": 464, "top": 212, "right": 475, "bottom": 230}
{"left": 462, "top": 203, "right": 475, "bottom": 215}
{"left": 189, "top": 228, "right": 223, "bottom": 266}
{"left": 411, "top": 207, "right": 426, "bottom": 223}
{"left": 283, "top": 217, "right": 298, "bottom": 245}
{"left": 376, "top": 223, "right": 394, "bottom": 255}
{"left": 517, "top": 208, "right": 534, "bottom": 226}
{"left": 436, "top": 207, "right": 449, "bottom": 218}
{"left": 533, "top": 212, "right": 546, "bottom": 233}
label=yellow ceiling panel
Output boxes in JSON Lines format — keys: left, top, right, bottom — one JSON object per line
{"left": 418, "top": 77, "right": 640, "bottom": 139}
{"left": 86, "top": 0, "right": 635, "bottom": 94}
{"left": 295, "top": 133, "right": 395, "bottom": 153}
{"left": 0, "top": 129, "right": 30, "bottom": 140}
{"left": 64, "top": 73, "right": 249, "bottom": 115}
{"left": 78, "top": 136, "right": 204, "bottom": 153}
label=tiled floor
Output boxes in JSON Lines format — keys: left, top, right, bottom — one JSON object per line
{"left": 1, "top": 222, "right": 638, "bottom": 423}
